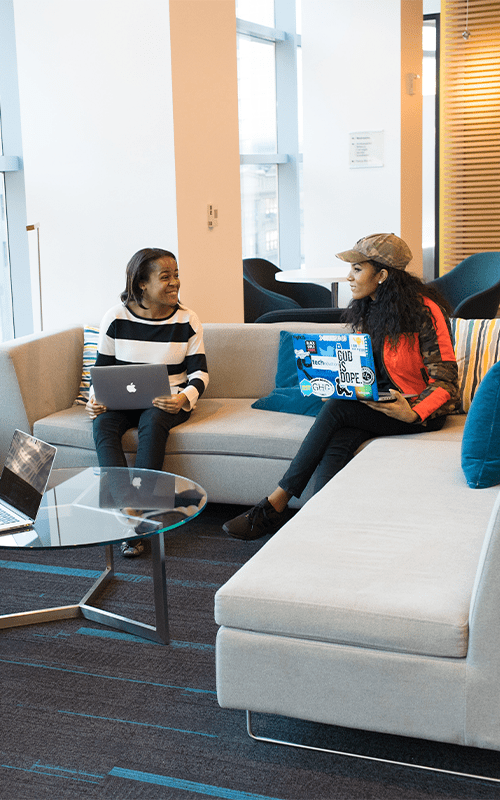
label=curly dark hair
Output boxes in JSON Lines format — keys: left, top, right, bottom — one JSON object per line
{"left": 120, "top": 248, "right": 177, "bottom": 308}
{"left": 342, "top": 261, "right": 453, "bottom": 352}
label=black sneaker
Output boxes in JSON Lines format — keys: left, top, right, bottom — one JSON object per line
{"left": 222, "top": 498, "right": 287, "bottom": 541}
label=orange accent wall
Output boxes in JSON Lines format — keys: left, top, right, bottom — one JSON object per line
{"left": 169, "top": 0, "right": 244, "bottom": 322}
{"left": 401, "top": 0, "right": 423, "bottom": 279}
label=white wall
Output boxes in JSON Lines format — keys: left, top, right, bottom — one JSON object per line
{"left": 302, "top": 0, "right": 403, "bottom": 307}
{"left": 13, "top": 0, "right": 177, "bottom": 330}
{"left": 423, "top": 0, "right": 440, "bottom": 13}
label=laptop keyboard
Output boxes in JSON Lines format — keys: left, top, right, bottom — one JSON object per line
{"left": 0, "top": 505, "right": 22, "bottom": 525}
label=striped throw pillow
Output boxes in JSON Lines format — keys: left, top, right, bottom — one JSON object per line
{"left": 452, "top": 318, "right": 500, "bottom": 412}
{"left": 74, "top": 325, "right": 100, "bottom": 405}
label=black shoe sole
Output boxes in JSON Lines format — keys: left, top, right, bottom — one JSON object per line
{"left": 222, "top": 522, "right": 274, "bottom": 541}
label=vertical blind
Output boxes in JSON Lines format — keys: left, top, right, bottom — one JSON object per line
{"left": 440, "top": 0, "right": 500, "bottom": 273}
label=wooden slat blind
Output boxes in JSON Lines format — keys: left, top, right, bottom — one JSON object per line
{"left": 440, "top": 0, "right": 500, "bottom": 273}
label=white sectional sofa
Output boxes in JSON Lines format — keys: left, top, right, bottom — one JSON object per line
{"left": 214, "top": 317, "right": 500, "bottom": 766}
{"left": 215, "top": 437, "right": 500, "bottom": 750}
{"left": 3, "top": 317, "right": 500, "bottom": 766}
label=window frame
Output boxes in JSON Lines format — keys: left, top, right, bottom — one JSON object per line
{"left": 237, "top": 0, "right": 302, "bottom": 268}
{"left": 0, "top": 1, "right": 33, "bottom": 340}
{"left": 423, "top": 12, "right": 440, "bottom": 279}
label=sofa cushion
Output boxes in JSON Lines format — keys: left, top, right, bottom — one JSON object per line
{"left": 390, "top": 412, "right": 466, "bottom": 442}
{"left": 34, "top": 406, "right": 95, "bottom": 450}
{"left": 33, "top": 398, "right": 316, "bottom": 460}
{"left": 251, "top": 330, "right": 323, "bottom": 416}
{"left": 462, "top": 360, "right": 500, "bottom": 488}
{"left": 215, "top": 439, "right": 499, "bottom": 659}
{"left": 165, "top": 398, "right": 316, "bottom": 458}
{"left": 452, "top": 317, "right": 500, "bottom": 412}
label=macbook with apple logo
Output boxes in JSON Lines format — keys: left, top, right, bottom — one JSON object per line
{"left": 90, "top": 364, "right": 171, "bottom": 410}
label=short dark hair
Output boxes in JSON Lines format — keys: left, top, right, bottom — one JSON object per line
{"left": 120, "top": 248, "right": 177, "bottom": 308}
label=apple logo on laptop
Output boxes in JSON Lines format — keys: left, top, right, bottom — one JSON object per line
{"left": 127, "top": 382, "right": 137, "bottom": 393}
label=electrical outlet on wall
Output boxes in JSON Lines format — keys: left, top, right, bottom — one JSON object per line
{"left": 207, "top": 204, "right": 218, "bottom": 228}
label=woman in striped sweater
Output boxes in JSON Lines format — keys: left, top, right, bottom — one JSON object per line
{"left": 86, "top": 248, "right": 209, "bottom": 556}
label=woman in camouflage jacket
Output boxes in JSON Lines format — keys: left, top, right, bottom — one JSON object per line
{"left": 223, "top": 233, "right": 460, "bottom": 541}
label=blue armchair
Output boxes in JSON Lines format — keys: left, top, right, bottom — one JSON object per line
{"left": 244, "top": 258, "right": 332, "bottom": 308}
{"left": 243, "top": 276, "right": 300, "bottom": 323}
{"left": 243, "top": 257, "right": 336, "bottom": 322}
{"left": 427, "top": 253, "right": 500, "bottom": 318}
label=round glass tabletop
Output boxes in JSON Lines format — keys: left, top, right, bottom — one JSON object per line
{"left": 0, "top": 467, "right": 207, "bottom": 550}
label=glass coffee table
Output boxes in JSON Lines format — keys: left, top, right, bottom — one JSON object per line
{"left": 0, "top": 467, "right": 207, "bottom": 644}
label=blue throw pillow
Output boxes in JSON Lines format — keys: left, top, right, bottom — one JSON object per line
{"left": 462, "top": 360, "right": 500, "bottom": 488}
{"left": 251, "top": 330, "right": 323, "bottom": 417}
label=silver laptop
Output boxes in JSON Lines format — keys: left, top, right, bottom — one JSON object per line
{"left": 90, "top": 364, "right": 171, "bottom": 410}
{"left": 0, "top": 429, "right": 57, "bottom": 533}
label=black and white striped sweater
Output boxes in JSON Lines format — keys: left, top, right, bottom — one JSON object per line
{"left": 93, "top": 303, "right": 209, "bottom": 409}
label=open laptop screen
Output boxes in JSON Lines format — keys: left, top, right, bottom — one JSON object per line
{"left": 0, "top": 430, "right": 57, "bottom": 520}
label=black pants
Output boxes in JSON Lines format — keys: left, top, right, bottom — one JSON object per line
{"left": 278, "top": 398, "right": 445, "bottom": 498}
{"left": 92, "top": 406, "right": 191, "bottom": 470}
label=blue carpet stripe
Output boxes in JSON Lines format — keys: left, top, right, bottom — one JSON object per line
{"left": 77, "top": 627, "right": 215, "bottom": 650}
{"left": 0, "top": 657, "right": 217, "bottom": 695}
{"left": 0, "top": 761, "right": 103, "bottom": 784}
{"left": 169, "top": 556, "right": 245, "bottom": 568}
{"left": 58, "top": 709, "right": 217, "bottom": 738}
{"left": 109, "top": 768, "right": 285, "bottom": 799}
{"left": 0, "top": 559, "right": 220, "bottom": 589}
{"left": 0, "top": 559, "right": 147, "bottom": 582}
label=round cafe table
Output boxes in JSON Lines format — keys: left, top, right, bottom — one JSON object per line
{"left": 275, "top": 266, "right": 350, "bottom": 307}
{"left": 0, "top": 467, "right": 207, "bottom": 645}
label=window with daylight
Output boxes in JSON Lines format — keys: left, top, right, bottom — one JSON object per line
{"left": 0, "top": 151, "right": 14, "bottom": 341}
{"left": 236, "top": 0, "right": 303, "bottom": 269}
{"left": 0, "top": 3, "right": 33, "bottom": 341}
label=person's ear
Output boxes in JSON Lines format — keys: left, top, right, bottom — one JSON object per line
{"left": 377, "top": 269, "right": 389, "bottom": 285}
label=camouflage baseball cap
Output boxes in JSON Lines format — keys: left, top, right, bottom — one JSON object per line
{"left": 336, "top": 233, "right": 413, "bottom": 270}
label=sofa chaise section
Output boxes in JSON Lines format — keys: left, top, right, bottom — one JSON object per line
{"left": 215, "top": 437, "right": 500, "bottom": 752}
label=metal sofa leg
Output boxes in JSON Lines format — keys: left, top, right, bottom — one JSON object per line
{"left": 246, "top": 711, "right": 500, "bottom": 785}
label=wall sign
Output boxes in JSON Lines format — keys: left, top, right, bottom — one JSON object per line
{"left": 349, "top": 131, "right": 384, "bottom": 168}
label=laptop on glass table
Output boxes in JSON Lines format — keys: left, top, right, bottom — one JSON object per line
{"left": 0, "top": 429, "right": 57, "bottom": 533}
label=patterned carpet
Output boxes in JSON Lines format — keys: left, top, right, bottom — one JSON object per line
{"left": 0, "top": 502, "right": 499, "bottom": 800}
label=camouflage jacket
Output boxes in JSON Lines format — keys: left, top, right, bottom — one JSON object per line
{"left": 381, "top": 297, "right": 460, "bottom": 422}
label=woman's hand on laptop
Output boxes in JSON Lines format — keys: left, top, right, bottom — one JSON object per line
{"left": 362, "top": 390, "right": 419, "bottom": 423}
{"left": 86, "top": 397, "right": 107, "bottom": 419}
{"left": 153, "top": 392, "right": 188, "bottom": 414}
